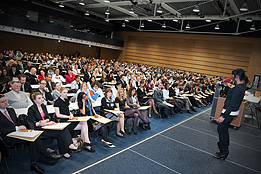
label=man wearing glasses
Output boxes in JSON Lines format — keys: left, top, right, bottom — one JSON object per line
{"left": 33, "top": 79, "right": 53, "bottom": 105}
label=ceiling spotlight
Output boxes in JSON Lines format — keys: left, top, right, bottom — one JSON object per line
{"left": 129, "top": 7, "right": 134, "bottom": 14}
{"left": 162, "top": 21, "right": 166, "bottom": 28}
{"left": 104, "top": 0, "right": 110, "bottom": 3}
{"left": 215, "top": 23, "right": 220, "bottom": 30}
{"left": 105, "top": 18, "right": 109, "bottom": 22}
{"left": 57, "top": 40, "right": 61, "bottom": 43}
{"left": 70, "top": 24, "right": 73, "bottom": 28}
{"left": 240, "top": 3, "right": 248, "bottom": 12}
{"left": 185, "top": 23, "right": 190, "bottom": 29}
{"left": 193, "top": 5, "right": 200, "bottom": 13}
{"left": 173, "top": 19, "right": 178, "bottom": 22}
{"left": 125, "top": 19, "right": 129, "bottom": 22}
{"left": 157, "top": 4, "right": 163, "bottom": 13}
{"left": 59, "top": 3, "right": 64, "bottom": 8}
{"left": 79, "top": 0, "right": 85, "bottom": 6}
{"left": 25, "top": 14, "right": 30, "bottom": 18}
{"left": 105, "top": 8, "right": 110, "bottom": 15}
{"left": 250, "top": 23, "right": 255, "bottom": 31}
{"left": 246, "top": 17, "right": 252, "bottom": 22}
{"left": 85, "top": 11, "right": 90, "bottom": 15}
{"left": 141, "top": 21, "right": 145, "bottom": 28}
{"left": 122, "top": 22, "right": 126, "bottom": 27}
{"left": 205, "top": 19, "right": 211, "bottom": 22}
{"left": 50, "top": 20, "right": 54, "bottom": 23}
{"left": 148, "top": 19, "right": 152, "bottom": 22}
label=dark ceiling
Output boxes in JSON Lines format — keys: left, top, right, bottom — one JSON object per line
{"left": 0, "top": 0, "right": 261, "bottom": 37}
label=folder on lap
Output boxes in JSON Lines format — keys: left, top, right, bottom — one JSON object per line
{"left": 41, "top": 123, "right": 70, "bottom": 130}
{"left": 163, "top": 102, "right": 174, "bottom": 107}
{"left": 68, "top": 116, "right": 92, "bottom": 122}
{"left": 104, "top": 109, "right": 124, "bottom": 114}
{"left": 7, "top": 130, "right": 43, "bottom": 142}
{"left": 138, "top": 106, "right": 151, "bottom": 110}
{"left": 91, "top": 116, "right": 112, "bottom": 124}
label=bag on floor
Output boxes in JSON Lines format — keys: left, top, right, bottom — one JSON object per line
{"left": 72, "top": 135, "right": 84, "bottom": 151}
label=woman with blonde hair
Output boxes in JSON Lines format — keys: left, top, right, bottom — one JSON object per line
{"left": 54, "top": 87, "right": 95, "bottom": 153}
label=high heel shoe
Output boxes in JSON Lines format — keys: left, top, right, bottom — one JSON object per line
{"left": 101, "top": 139, "right": 116, "bottom": 148}
{"left": 84, "top": 143, "right": 95, "bottom": 152}
{"left": 116, "top": 133, "right": 125, "bottom": 138}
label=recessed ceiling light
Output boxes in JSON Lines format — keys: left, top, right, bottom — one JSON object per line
{"left": 185, "top": 23, "right": 190, "bottom": 29}
{"left": 193, "top": 5, "right": 200, "bottom": 13}
{"left": 122, "top": 22, "right": 126, "bottom": 27}
{"left": 205, "top": 19, "right": 211, "bottom": 22}
{"left": 59, "top": 3, "right": 64, "bottom": 8}
{"left": 250, "top": 23, "right": 255, "bottom": 30}
{"left": 173, "top": 19, "right": 178, "bottom": 22}
{"left": 215, "top": 23, "right": 220, "bottom": 30}
{"left": 125, "top": 19, "right": 129, "bottom": 22}
{"left": 79, "top": 0, "right": 85, "bottom": 6}
{"left": 104, "top": 0, "right": 110, "bottom": 3}
{"left": 129, "top": 7, "right": 134, "bottom": 14}
{"left": 157, "top": 4, "right": 162, "bottom": 13}
{"left": 148, "top": 19, "right": 152, "bottom": 22}
{"left": 246, "top": 17, "right": 252, "bottom": 22}
{"left": 240, "top": 3, "right": 248, "bottom": 12}
{"left": 162, "top": 21, "right": 166, "bottom": 28}
{"left": 105, "top": 18, "right": 109, "bottom": 22}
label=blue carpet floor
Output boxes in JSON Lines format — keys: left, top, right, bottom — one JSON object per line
{"left": 0, "top": 106, "right": 211, "bottom": 174}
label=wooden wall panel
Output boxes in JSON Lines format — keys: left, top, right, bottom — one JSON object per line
{"left": 100, "top": 48, "right": 121, "bottom": 60}
{"left": 114, "top": 32, "right": 260, "bottom": 82}
{"left": 0, "top": 31, "right": 100, "bottom": 57}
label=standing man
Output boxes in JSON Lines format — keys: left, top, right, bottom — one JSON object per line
{"left": 213, "top": 69, "right": 248, "bottom": 160}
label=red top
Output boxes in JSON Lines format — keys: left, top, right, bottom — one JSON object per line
{"left": 38, "top": 75, "right": 46, "bottom": 80}
{"left": 65, "top": 74, "right": 76, "bottom": 84}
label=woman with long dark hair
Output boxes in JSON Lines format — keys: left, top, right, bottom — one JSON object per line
{"left": 213, "top": 68, "right": 248, "bottom": 160}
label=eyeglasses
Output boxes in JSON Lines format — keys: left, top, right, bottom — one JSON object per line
{"left": 40, "top": 83, "right": 46, "bottom": 85}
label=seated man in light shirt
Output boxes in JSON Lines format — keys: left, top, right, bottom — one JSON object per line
{"left": 52, "top": 68, "right": 65, "bottom": 83}
{"left": 71, "top": 75, "right": 82, "bottom": 90}
{"left": 5, "top": 81, "right": 33, "bottom": 109}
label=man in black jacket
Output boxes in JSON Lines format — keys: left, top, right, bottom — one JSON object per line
{"left": 0, "top": 94, "right": 57, "bottom": 173}
{"left": 18, "top": 74, "right": 32, "bottom": 93}
{"left": 32, "top": 79, "right": 53, "bottom": 105}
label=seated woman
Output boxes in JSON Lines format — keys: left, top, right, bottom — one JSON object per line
{"left": 52, "top": 82, "right": 61, "bottom": 101}
{"left": 38, "top": 69, "right": 46, "bottom": 80}
{"left": 75, "top": 82, "right": 93, "bottom": 103}
{"left": 27, "top": 92, "right": 78, "bottom": 159}
{"left": 115, "top": 88, "right": 149, "bottom": 134}
{"left": 126, "top": 87, "right": 151, "bottom": 130}
{"left": 137, "top": 80, "right": 158, "bottom": 118}
{"left": 100, "top": 88, "right": 125, "bottom": 145}
{"left": 65, "top": 69, "right": 76, "bottom": 84}
{"left": 54, "top": 87, "right": 95, "bottom": 152}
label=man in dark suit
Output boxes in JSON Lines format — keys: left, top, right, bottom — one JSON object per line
{"left": 46, "top": 73, "right": 55, "bottom": 92}
{"left": 0, "top": 94, "right": 57, "bottom": 173}
{"left": 119, "top": 74, "right": 127, "bottom": 89}
{"left": 154, "top": 82, "right": 171, "bottom": 118}
{"left": 32, "top": 79, "right": 53, "bottom": 105}
{"left": 81, "top": 65, "right": 91, "bottom": 82}
{"left": 18, "top": 74, "right": 32, "bottom": 93}
{"left": 8, "top": 64, "right": 20, "bottom": 78}
{"left": 25, "top": 67, "right": 38, "bottom": 84}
